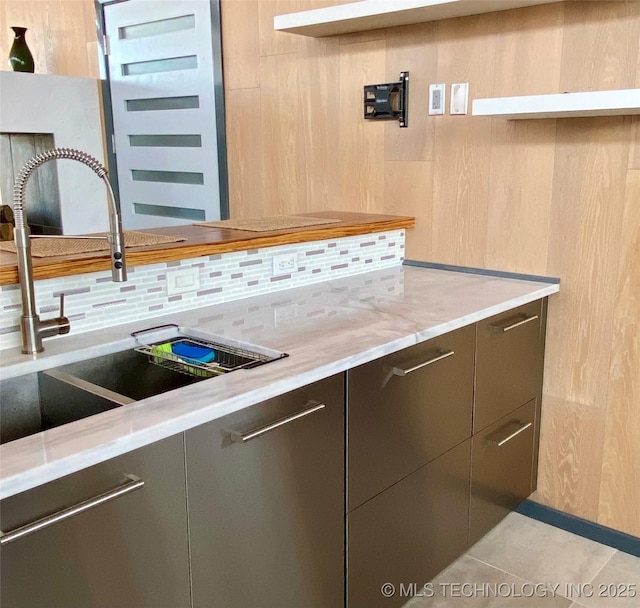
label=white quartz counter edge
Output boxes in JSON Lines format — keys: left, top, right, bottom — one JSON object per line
{"left": 0, "top": 266, "right": 559, "bottom": 499}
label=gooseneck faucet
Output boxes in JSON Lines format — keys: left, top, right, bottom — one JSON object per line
{"left": 13, "top": 147, "right": 127, "bottom": 354}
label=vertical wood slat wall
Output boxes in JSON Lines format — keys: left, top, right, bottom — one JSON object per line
{"left": 2, "top": 1, "right": 638, "bottom": 537}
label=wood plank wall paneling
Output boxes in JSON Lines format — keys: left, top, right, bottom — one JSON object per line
{"left": 599, "top": 170, "right": 640, "bottom": 537}
{"left": 220, "top": 0, "right": 260, "bottom": 90}
{"left": 630, "top": 117, "right": 640, "bottom": 169}
{"left": 257, "top": 0, "right": 299, "bottom": 57}
{"left": 297, "top": 34, "right": 341, "bottom": 210}
{"left": 561, "top": 1, "right": 640, "bottom": 91}
{"left": 385, "top": 23, "right": 437, "bottom": 163}
{"left": 0, "top": 0, "right": 99, "bottom": 78}
{"left": 544, "top": 117, "right": 630, "bottom": 409}
{"left": 259, "top": 52, "right": 308, "bottom": 216}
{"left": 484, "top": 5, "right": 563, "bottom": 274}
{"left": 222, "top": 0, "right": 640, "bottom": 537}
{"left": 535, "top": 395, "right": 608, "bottom": 523}
{"left": 338, "top": 39, "right": 386, "bottom": 214}
{"left": 225, "top": 88, "right": 265, "bottom": 217}
{"left": 430, "top": 13, "right": 498, "bottom": 268}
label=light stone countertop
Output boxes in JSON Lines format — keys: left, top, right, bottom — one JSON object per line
{"left": 0, "top": 265, "right": 559, "bottom": 499}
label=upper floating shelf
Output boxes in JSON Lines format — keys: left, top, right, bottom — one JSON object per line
{"left": 472, "top": 89, "right": 640, "bottom": 119}
{"left": 274, "top": 0, "right": 559, "bottom": 37}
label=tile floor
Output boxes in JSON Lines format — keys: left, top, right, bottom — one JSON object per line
{"left": 403, "top": 512, "right": 640, "bottom": 608}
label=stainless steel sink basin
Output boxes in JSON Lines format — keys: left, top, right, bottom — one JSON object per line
{"left": 0, "top": 351, "right": 202, "bottom": 445}
{"left": 0, "top": 370, "right": 119, "bottom": 445}
{"left": 0, "top": 325, "right": 287, "bottom": 445}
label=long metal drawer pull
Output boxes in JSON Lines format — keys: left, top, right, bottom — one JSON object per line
{"left": 391, "top": 349, "right": 454, "bottom": 377}
{"left": 487, "top": 421, "right": 533, "bottom": 447}
{"left": 231, "top": 401, "right": 326, "bottom": 443}
{"left": 0, "top": 474, "right": 144, "bottom": 546}
{"left": 492, "top": 314, "right": 539, "bottom": 332}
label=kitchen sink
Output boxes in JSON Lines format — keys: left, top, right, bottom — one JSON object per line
{"left": 0, "top": 369, "right": 121, "bottom": 445}
{"left": 0, "top": 325, "right": 287, "bottom": 445}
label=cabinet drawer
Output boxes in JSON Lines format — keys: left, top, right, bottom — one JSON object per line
{"left": 475, "top": 300, "right": 543, "bottom": 432}
{"left": 470, "top": 399, "right": 536, "bottom": 545}
{"left": 1, "top": 435, "right": 190, "bottom": 608}
{"left": 348, "top": 325, "right": 474, "bottom": 511}
{"left": 186, "top": 374, "right": 344, "bottom": 608}
{"left": 348, "top": 440, "right": 471, "bottom": 608}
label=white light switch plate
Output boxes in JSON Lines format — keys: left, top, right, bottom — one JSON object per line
{"left": 429, "top": 83, "right": 446, "bottom": 115}
{"left": 450, "top": 83, "right": 469, "bottom": 115}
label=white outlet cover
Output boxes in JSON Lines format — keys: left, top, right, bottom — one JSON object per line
{"left": 272, "top": 252, "right": 298, "bottom": 277}
{"left": 166, "top": 267, "right": 200, "bottom": 295}
{"left": 450, "top": 82, "right": 469, "bottom": 115}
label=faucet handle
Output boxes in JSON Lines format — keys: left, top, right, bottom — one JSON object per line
{"left": 36, "top": 293, "right": 70, "bottom": 342}
{"left": 55, "top": 293, "right": 70, "bottom": 336}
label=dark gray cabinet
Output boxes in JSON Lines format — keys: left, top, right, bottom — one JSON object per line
{"left": 347, "top": 298, "right": 549, "bottom": 607}
{"left": 347, "top": 326, "right": 475, "bottom": 608}
{"left": 470, "top": 299, "right": 548, "bottom": 543}
{"left": 475, "top": 299, "right": 545, "bottom": 432}
{"left": 0, "top": 435, "right": 191, "bottom": 608}
{"left": 348, "top": 325, "right": 474, "bottom": 511}
{"left": 470, "top": 399, "right": 536, "bottom": 544}
{"left": 185, "top": 373, "right": 345, "bottom": 608}
{"left": 348, "top": 440, "right": 471, "bottom": 608}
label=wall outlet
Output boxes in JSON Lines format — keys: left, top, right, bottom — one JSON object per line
{"left": 450, "top": 83, "right": 469, "bottom": 115}
{"left": 166, "top": 267, "right": 200, "bottom": 295}
{"left": 429, "top": 83, "right": 446, "bottom": 115}
{"left": 272, "top": 252, "right": 298, "bottom": 276}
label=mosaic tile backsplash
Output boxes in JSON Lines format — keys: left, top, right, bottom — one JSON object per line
{"left": 0, "top": 230, "right": 404, "bottom": 350}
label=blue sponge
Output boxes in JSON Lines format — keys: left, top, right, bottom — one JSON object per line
{"left": 171, "top": 341, "right": 216, "bottom": 364}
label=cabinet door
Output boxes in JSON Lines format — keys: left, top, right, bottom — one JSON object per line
{"left": 348, "top": 440, "right": 471, "bottom": 608}
{"left": 186, "top": 374, "right": 344, "bottom": 608}
{"left": 0, "top": 435, "right": 190, "bottom": 608}
{"left": 470, "top": 399, "right": 536, "bottom": 545}
{"left": 348, "top": 325, "right": 474, "bottom": 511}
{"left": 475, "top": 300, "right": 543, "bottom": 432}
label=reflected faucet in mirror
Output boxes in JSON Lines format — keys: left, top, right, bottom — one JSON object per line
{"left": 13, "top": 147, "right": 127, "bottom": 355}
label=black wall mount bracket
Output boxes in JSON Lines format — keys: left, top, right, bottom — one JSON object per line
{"left": 363, "top": 71, "right": 409, "bottom": 128}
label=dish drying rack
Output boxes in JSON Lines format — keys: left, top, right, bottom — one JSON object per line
{"left": 132, "top": 324, "right": 287, "bottom": 379}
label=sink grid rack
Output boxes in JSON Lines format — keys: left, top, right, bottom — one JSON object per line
{"left": 134, "top": 335, "right": 279, "bottom": 379}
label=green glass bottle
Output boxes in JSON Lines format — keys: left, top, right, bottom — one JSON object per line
{"left": 9, "top": 27, "right": 35, "bottom": 73}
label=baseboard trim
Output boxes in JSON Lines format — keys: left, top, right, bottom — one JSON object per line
{"left": 517, "top": 500, "right": 640, "bottom": 558}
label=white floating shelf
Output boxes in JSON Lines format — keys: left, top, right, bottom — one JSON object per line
{"left": 274, "top": 0, "right": 559, "bottom": 37}
{"left": 472, "top": 89, "right": 640, "bottom": 119}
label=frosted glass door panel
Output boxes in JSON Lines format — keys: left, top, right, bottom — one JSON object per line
{"left": 104, "top": 0, "right": 223, "bottom": 229}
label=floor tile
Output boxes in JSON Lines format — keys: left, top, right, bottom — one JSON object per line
{"left": 573, "top": 550, "right": 640, "bottom": 608}
{"left": 403, "top": 555, "right": 572, "bottom": 608}
{"left": 467, "top": 513, "right": 616, "bottom": 590}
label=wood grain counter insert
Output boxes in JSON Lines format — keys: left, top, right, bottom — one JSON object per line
{"left": 0, "top": 212, "right": 414, "bottom": 286}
